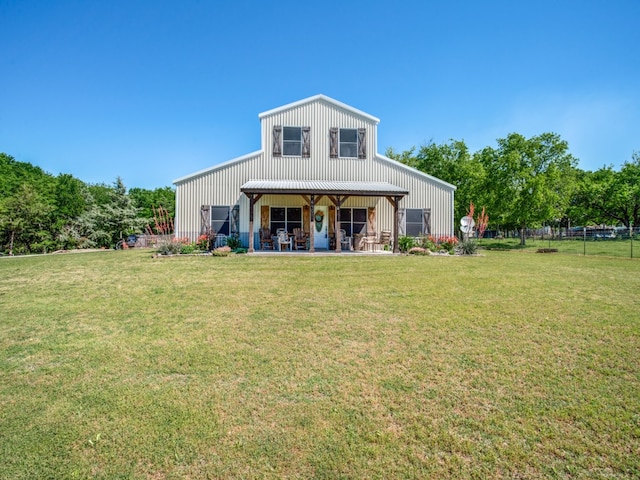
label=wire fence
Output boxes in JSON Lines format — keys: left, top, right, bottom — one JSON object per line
{"left": 478, "top": 227, "right": 640, "bottom": 258}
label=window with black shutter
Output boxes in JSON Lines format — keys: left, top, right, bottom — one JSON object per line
{"left": 274, "top": 126, "right": 310, "bottom": 157}
{"left": 402, "top": 208, "right": 431, "bottom": 236}
{"left": 333, "top": 128, "right": 366, "bottom": 158}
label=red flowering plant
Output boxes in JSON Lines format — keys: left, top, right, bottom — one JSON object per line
{"left": 196, "top": 234, "right": 210, "bottom": 251}
{"left": 436, "top": 235, "right": 459, "bottom": 254}
{"left": 417, "top": 235, "right": 437, "bottom": 251}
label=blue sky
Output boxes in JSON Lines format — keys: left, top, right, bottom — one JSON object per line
{"left": 1, "top": 0, "right": 639, "bottom": 190}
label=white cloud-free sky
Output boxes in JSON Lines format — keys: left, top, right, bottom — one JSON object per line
{"left": 1, "top": 0, "right": 638, "bottom": 189}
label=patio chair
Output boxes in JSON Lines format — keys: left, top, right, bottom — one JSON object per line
{"left": 379, "top": 230, "right": 392, "bottom": 250}
{"left": 259, "top": 227, "right": 274, "bottom": 250}
{"left": 364, "top": 231, "right": 379, "bottom": 251}
{"left": 293, "top": 228, "right": 307, "bottom": 250}
{"left": 214, "top": 233, "right": 227, "bottom": 248}
{"left": 276, "top": 229, "right": 292, "bottom": 251}
{"left": 353, "top": 233, "right": 365, "bottom": 251}
{"left": 339, "top": 229, "right": 352, "bottom": 251}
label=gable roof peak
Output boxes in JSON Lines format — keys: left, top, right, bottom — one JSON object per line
{"left": 258, "top": 94, "right": 380, "bottom": 124}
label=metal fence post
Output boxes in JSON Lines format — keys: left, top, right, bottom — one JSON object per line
{"left": 631, "top": 222, "right": 634, "bottom": 259}
{"left": 583, "top": 227, "right": 586, "bottom": 256}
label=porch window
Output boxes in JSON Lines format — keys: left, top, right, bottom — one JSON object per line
{"left": 339, "top": 208, "right": 367, "bottom": 236}
{"left": 211, "top": 206, "right": 230, "bottom": 235}
{"left": 270, "top": 207, "right": 302, "bottom": 234}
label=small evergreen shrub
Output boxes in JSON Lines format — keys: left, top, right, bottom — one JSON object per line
{"left": 226, "top": 236, "right": 242, "bottom": 250}
{"left": 180, "top": 243, "right": 196, "bottom": 254}
{"left": 398, "top": 236, "right": 416, "bottom": 253}
{"left": 457, "top": 239, "right": 478, "bottom": 255}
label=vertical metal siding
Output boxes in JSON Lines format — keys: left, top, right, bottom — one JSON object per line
{"left": 175, "top": 98, "right": 455, "bottom": 241}
{"left": 260, "top": 99, "right": 378, "bottom": 181}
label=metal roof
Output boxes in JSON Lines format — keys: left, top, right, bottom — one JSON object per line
{"left": 240, "top": 180, "right": 408, "bottom": 197}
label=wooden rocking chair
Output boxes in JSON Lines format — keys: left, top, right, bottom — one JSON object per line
{"left": 293, "top": 228, "right": 308, "bottom": 250}
{"left": 379, "top": 230, "right": 392, "bottom": 250}
{"left": 259, "top": 227, "right": 274, "bottom": 250}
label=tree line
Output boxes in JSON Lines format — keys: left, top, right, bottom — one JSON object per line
{"left": 0, "top": 152, "right": 175, "bottom": 255}
{"left": 386, "top": 132, "right": 640, "bottom": 244}
{"left": 3, "top": 131, "right": 638, "bottom": 254}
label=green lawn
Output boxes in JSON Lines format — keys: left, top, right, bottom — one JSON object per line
{"left": 1, "top": 250, "right": 639, "bottom": 479}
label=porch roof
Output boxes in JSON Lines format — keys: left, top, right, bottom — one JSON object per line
{"left": 240, "top": 180, "right": 408, "bottom": 197}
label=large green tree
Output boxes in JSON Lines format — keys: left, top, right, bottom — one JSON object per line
{"left": 93, "top": 178, "right": 147, "bottom": 247}
{"left": 0, "top": 152, "right": 55, "bottom": 199}
{"left": 476, "top": 133, "right": 577, "bottom": 244}
{"left": 0, "top": 183, "right": 53, "bottom": 254}
{"left": 60, "top": 178, "right": 147, "bottom": 249}
{"left": 573, "top": 152, "right": 640, "bottom": 228}
{"left": 386, "top": 139, "right": 486, "bottom": 222}
{"left": 129, "top": 186, "right": 175, "bottom": 222}
{"left": 54, "top": 173, "right": 88, "bottom": 221}
{"left": 0, "top": 152, "right": 169, "bottom": 253}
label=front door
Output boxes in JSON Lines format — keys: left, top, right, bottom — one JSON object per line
{"left": 313, "top": 206, "right": 328, "bottom": 249}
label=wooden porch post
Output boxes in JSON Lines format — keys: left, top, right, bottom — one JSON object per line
{"left": 385, "top": 195, "right": 403, "bottom": 254}
{"left": 248, "top": 193, "right": 255, "bottom": 253}
{"left": 335, "top": 195, "right": 342, "bottom": 253}
{"left": 309, "top": 194, "right": 315, "bottom": 253}
{"left": 393, "top": 196, "right": 400, "bottom": 254}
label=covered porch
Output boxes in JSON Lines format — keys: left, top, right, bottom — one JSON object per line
{"left": 240, "top": 180, "right": 408, "bottom": 254}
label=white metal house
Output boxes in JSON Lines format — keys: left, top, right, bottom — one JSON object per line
{"left": 173, "top": 95, "right": 456, "bottom": 253}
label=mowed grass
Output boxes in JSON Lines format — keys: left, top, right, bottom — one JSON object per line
{"left": 1, "top": 250, "right": 639, "bottom": 479}
{"left": 479, "top": 237, "right": 638, "bottom": 258}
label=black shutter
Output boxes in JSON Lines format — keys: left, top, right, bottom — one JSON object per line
{"left": 231, "top": 205, "right": 240, "bottom": 235}
{"left": 358, "top": 128, "right": 366, "bottom": 159}
{"left": 329, "top": 128, "right": 338, "bottom": 158}
{"left": 302, "top": 127, "right": 310, "bottom": 158}
{"left": 200, "top": 205, "right": 211, "bottom": 235}
{"left": 422, "top": 209, "right": 431, "bottom": 235}
{"left": 273, "top": 126, "right": 282, "bottom": 157}
{"left": 398, "top": 208, "right": 406, "bottom": 236}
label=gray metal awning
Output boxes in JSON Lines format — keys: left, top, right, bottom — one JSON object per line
{"left": 240, "top": 180, "right": 408, "bottom": 197}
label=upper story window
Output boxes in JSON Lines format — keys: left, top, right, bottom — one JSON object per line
{"left": 273, "top": 126, "right": 310, "bottom": 158}
{"left": 330, "top": 127, "right": 366, "bottom": 159}
{"left": 283, "top": 127, "right": 302, "bottom": 156}
{"left": 340, "top": 129, "right": 358, "bottom": 158}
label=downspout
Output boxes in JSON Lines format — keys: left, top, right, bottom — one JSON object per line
{"left": 451, "top": 191, "right": 455, "bottom": 237}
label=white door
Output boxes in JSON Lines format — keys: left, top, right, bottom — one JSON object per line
{"left": 313, "top": 206, "right": 328, "bottom": 249}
